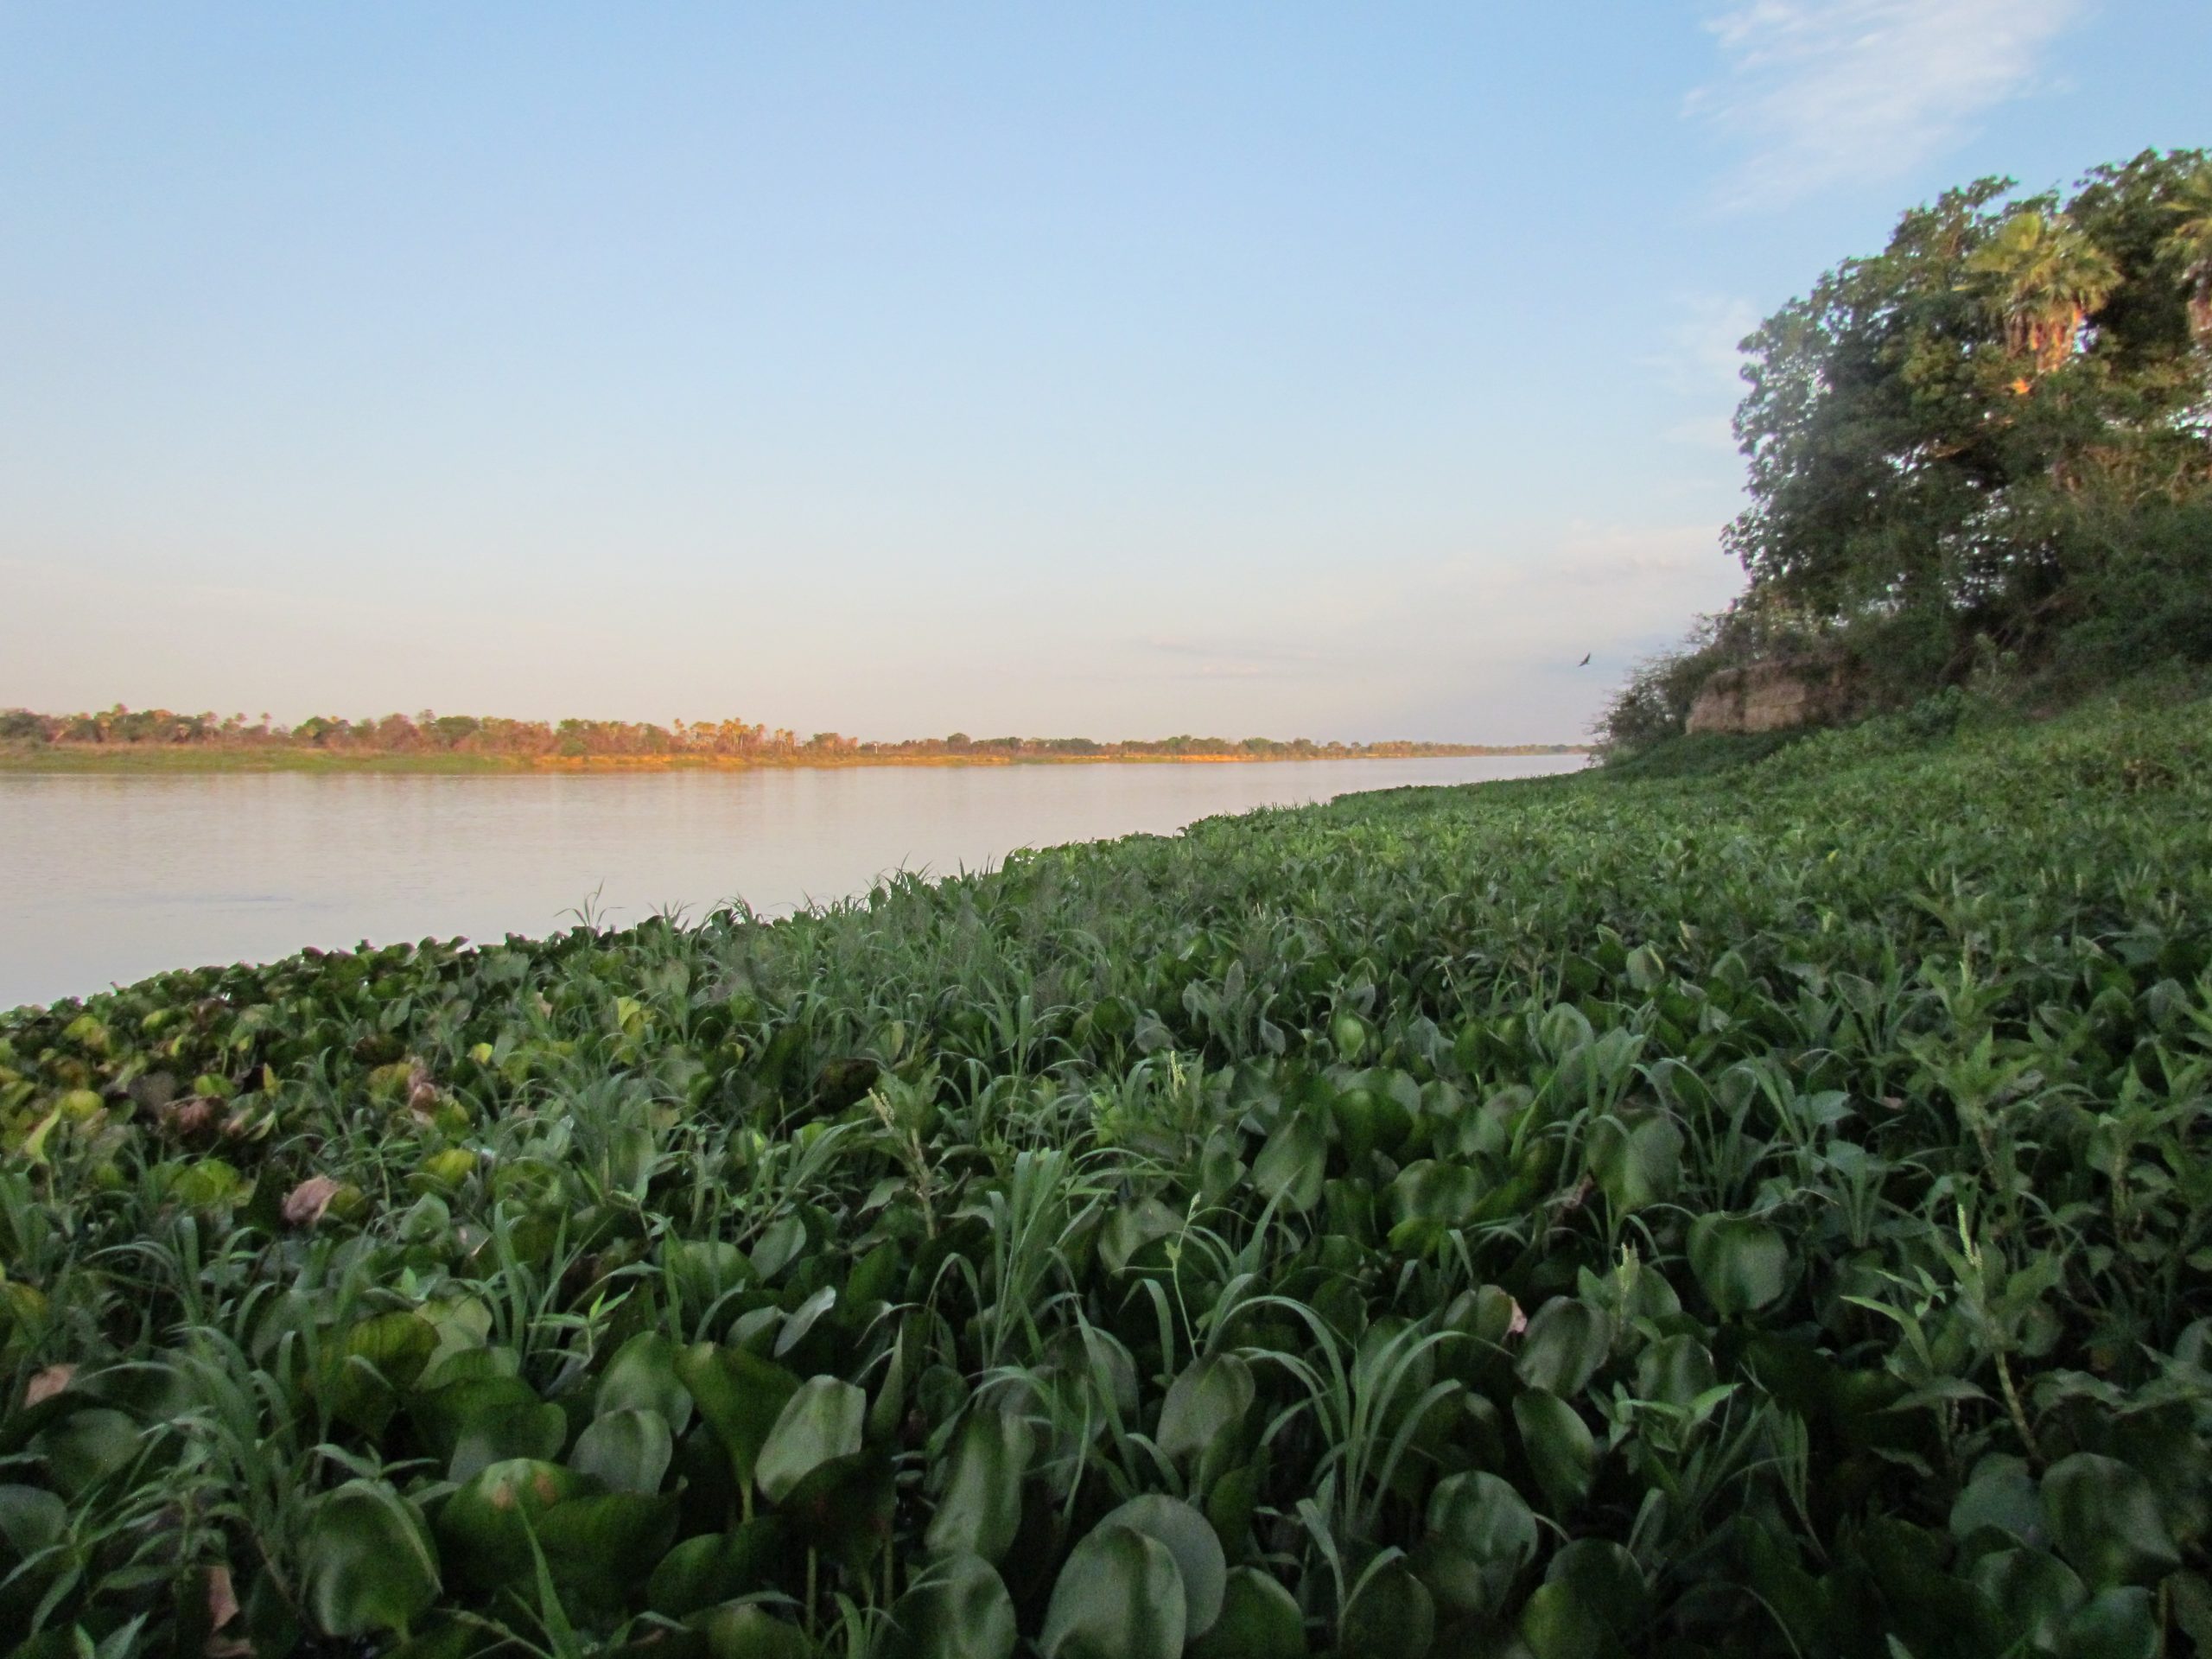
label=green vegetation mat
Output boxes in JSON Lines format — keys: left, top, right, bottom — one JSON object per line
{"left": 3, "top": 694, "right": 2210, "bottom": 1657}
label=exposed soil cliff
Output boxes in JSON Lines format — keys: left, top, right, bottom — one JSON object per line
{"left": 1686, "top": 657, "right": 1855, "bottom": 734}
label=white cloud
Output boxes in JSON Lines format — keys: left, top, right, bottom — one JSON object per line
{"left": 1688, "top": 0, "right": 2086, "bottom": 208}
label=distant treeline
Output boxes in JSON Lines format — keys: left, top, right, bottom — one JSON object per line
{"left": 0, "top": 707, "right": 1575, "bottom": 761}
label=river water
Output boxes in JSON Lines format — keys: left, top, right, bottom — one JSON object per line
{"left": 0, "top": 754, "right": 1580, "bottom": 1008}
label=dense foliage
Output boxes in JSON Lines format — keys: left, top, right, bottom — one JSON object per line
{"left": 1599, "top": 149, "right": 2212, "bottom": 755}
{"left": 4, "top": 692, "right": 2212, "bottom": 1657}
{"left": 0, "top": 709, "right": 1555, "bottom": 766}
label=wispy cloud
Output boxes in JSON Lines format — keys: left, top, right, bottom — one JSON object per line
{"left": 1644, "top": 294, "right": 1761, "bottom": 449}
{"left": 1688, "top": 0, "right": 2087, "bottom": 208}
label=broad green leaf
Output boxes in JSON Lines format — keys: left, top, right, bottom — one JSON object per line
{"left": 875, "top": 1551, "right": 1017, "bottom": 1659}
{"left": 1188, "top": 1567, "right": 1304, "bottom": 1659}
{"left": 1688, "top": 1215, "right": 1789, "bottom": 1316}
{"left": 1251, "top": 1114, "right": 1326, "bottom": 1213}
{"left": 1040, "top": 1523, "right": 1186, "bottom": 1659}
{"left": 1950, "top": 1454, "right": 2046, "bottom": 1548}
{"left": 780, "top": 1450, "right": 896, "bottom": 1566}
{"left": 1967, "top": 1548, "right": 2086, "bottom": 1652}
{"left": 1585, "top": 1113, "right": 1681, "bottom": 1213}
{"left": 597, "top": 1332, "right": 694, "bottom": 1433}
{"left": 2042, "top": 1453, "right": 2179, "bottom": 1587}
{"left": 925, "top": 1406, "right": 1034, "bottom": 1563}
{"left": 648, "top": 1517, "right": 788, "bottom": 1618}
{"left": 1385, "top": 1160, "right": 1483, "bottom": 1229}
{"left": 435, "top": 1459, "right": 588, "bottom": 1589}
{"left": 31, "top": 1408, "right": 141, "bottom": 1497}
{"left": 537, "top": 1491, "right": 680, "bottom": 1608}
{"left": 572, "top": 1407, "right": 674, "bottom": 1495}
{"left": 756, "top": 1376, "right": 865, "bottom": 1503}
{"left": 677, "top": 1343, "right": 799, "bottom": 1488}
{"left": 1544, "top": 1539, "right": 1646, "bottom": 1635}
{"left": 1518, "top": 1580, "right": 1623, "bottom": 1659}
{"left": 2056, "top": 1586, "right": 2157, "bottom": 1659}
{"left": 1156, "top": 1354, "right": 1255, "bottom": 1466}
{"left": 1096, "top": 1494, "right": 1226, "bottom": 1638}
{"left": 1421, "top": 1469, "right": 1537, "bottom": 1612}
{"left": 1634, "top": 1334, "right": 1717, "bottom": 1408}
{"left": 448, "top": 1401, "right": 568, "bottom": 1484}
{"left": 700, "top": 1602, "right": 815, "bottom": 1659}
{"left": 1513, "top": 1299, "right": 1613, "bottom": 1398}
{"left": 299, "top": 1480, "right": 440, "bottom": 1638}
{"left": 1339, "top": 1556, "right": 1433, "bottom": 1653}
{"left": 1513, "top": 1389, "right": 1596, "bottom": 1513}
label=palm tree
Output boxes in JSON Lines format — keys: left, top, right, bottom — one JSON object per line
{"left": 1963, "top": 209, "right": 2121, "bottom": 384}
{"left": 2162, "top": 162, "right": 2212, "bottom": 343}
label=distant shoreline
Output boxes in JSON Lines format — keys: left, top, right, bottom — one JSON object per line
{"left": 0, "top": 744, "right": 1588, "bottom": 775}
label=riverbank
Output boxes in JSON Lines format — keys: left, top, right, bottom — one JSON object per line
{"left": 3, "top": 690, "right": 2206, "bottom": 1654}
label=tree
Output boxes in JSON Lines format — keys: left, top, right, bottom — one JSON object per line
{"left": 2162, "top": 160, "right": 2212, "bottom": 341}
{"left": 1963, "top": 209, "right": 2120, "bottom": 382}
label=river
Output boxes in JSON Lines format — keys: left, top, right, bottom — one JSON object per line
{"left": 0, "top": 754, "right": 1580, "bottom": 1008}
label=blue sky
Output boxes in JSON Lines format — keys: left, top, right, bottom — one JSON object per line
{"left": 3, "top": 3, "right": 2205, "bottom": 741}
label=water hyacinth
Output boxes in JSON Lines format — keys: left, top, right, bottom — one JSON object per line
{"left": 1, "top": 691, "right": 2209, "bottom": 1656}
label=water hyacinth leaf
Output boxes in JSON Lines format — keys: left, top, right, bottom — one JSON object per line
{"left": 435, "top": 1459, "right": 588, "bottom": 1589}
{"left": 1251, "top": 1114, "right": 1325, "bottom": 1213}
{"left": 1584, "top": 1114, "right": 1682, "bottom": 1213}
{"left": 677, "top": 1344, "right": 799, "bottom": 1488}
{"left": 1967, "top": 1548, "right": 2087, "bottom": 1652}
{"left": 774, "top": 1286, "right": 839, "bottom": 1357}
{"left": 1518, "top": 1580, "right": 1623, "bottom": 1659}
{"left": 647, "top": 1517, "right": 788, "bottom": 1618}
{"left": 1513, "top": 1390, "right": 1596, "bottom": 1512}
{"left": 536, "top": 1491, "right": 681, "bottom": 1603}
{"left": 1950, "top": 1454, "right": 2046, "bottom": 1548}
{"left": 0, "top": 1484, "right": 68, "bottom": 1558}
{"left": 298, "top": 1480, "right": 440, "bottom": 1638}
{"left": 875, "top": 1551, "right": 1017, "bottom": 1659}
{"left": 1040, "top": 1523, "right": 1186, "bottom": 1659}
{"left": 573, "top": 1408, "right": 674, "bottom": 1495}
{"left": 2056, "top": 1586, "right": 2158, "bottom": 1659}
{"left": 699, "top": 1603, "right": 815, "bottom": 1659}
{"left": 1100, "top": 1198, "right": 1182, "bottom": 1274}
{"left": 596, "top": 1332, "right": 694, "bottom": 1433}
{"left": 1156, "top": 1354, "right": 1255, "bottom": 1466}
{"left": 32, "top": 1408, "right": 142, "bottom": 1497}
{"left": 1544, "top": 1540, "right": 1647, "bottom": 1635}
{"left": 756, "top": 1376, "right": 865, "bottom": 1503}
{"left": 1188, "top": 1567, "right": 1304, "bottom": 1659}
{"left": 447, "top": 1399, "right": 569, "bottom": 1484}
{"left": 1386, "top": 1160, "right": 1483, "bottom": 1230}
{"left": 750, "top": 1217, "right": 808, "bottom": 1283}
{"left": 1338, "top": 1556, "right": 1433, "bottom": 1654}
{"left": 1632, "top": 1333, "right": 1718, "bottom": 1409}
{"left": 2041, "top": 1453, "right": 2180, "bottom": 1586}
{"left": 1096, "top": 1495, "right": 1226, "bottom": 1637}
{"left": 779, "top": 1450, "right": 896, "bottom": 1565}
{"left": 1425, "top": 1470, "right": 1537, "bottom": 1582}
{"left": 1512, "top": 1299, "right": 1613, "bottom": 1398}
{"left": 925, "top": 1406, "right": 1034, "bottom": 1564}
{"left": 671, "top": 1239, "right": 758, "bottom": 1311}
{"left": 1688, "top": 1215, "right": 1789, "bottom": 1316}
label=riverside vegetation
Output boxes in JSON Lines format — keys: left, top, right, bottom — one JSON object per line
{"left": 0, "top": 710, "right": 1566, "bottom": 772}
{"left": 3, "top": 684, "right": 2211, "bottom": 1658}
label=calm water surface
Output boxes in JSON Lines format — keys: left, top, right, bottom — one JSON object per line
{"left": 0, "top": 755, "right": 1580, "bottom": 1008}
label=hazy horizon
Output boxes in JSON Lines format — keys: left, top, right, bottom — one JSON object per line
{"left": 5, "top": 3, "right": 2206, "bottom": 741}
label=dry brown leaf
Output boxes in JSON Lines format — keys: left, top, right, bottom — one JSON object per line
{"left": 283, "top": 1174, "right": 341, "bottom": 1228}
{"left": 24, "top": 1364, "right": 75, "bottom": 1408}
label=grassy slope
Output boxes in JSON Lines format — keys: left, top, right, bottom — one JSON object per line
{"left": 2, "top": 691, "right": 2209, "bottom": 1656}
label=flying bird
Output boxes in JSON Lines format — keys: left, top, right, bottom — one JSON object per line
{"left": 1578, "top": 652, "right": 1592, "bottom": 666}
